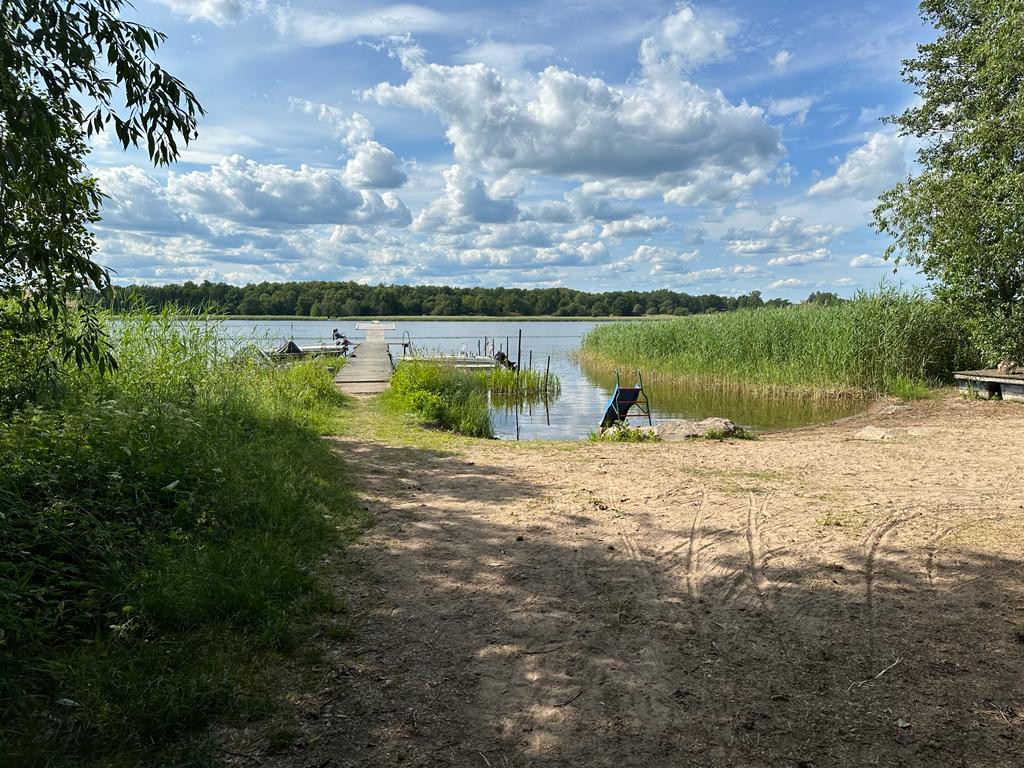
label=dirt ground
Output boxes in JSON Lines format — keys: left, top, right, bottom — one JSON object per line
{"left": 223, "top": 393, "right": 1024, "bottom": 767}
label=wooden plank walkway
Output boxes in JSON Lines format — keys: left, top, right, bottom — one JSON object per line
{"left": 334, "top": 324, "right": 394, "bottom": 395}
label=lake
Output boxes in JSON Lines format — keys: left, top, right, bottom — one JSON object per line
{"left": 219, "top": 319, "right": 867, "bottom": 440}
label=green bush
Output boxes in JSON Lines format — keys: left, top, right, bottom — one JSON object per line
{"left": 0, "top": 309, "right": 356, "bottom": 766}
{"left": 581, "top": 286, "right": 980, "bottom": 396}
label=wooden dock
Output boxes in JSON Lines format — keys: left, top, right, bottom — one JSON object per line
{"left": 954, "top": 369, "right": 1024, "bottom": 401}
{"left": 334, "top": 323, "right": 395, "bottom": 395}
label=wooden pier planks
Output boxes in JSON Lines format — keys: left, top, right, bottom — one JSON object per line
{"left": 333, "top": 325, "right": 394, "bottom": 395}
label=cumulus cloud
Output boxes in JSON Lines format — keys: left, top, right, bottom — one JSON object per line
{"left": 638, "top": 3, "right": 735, "bottom": 72}
{"left": 807, "top": 132, "right": 907, "bottom": 200}
{"left": 167, "top": 155, "right": 411, "bottom": 227}
{"left": 675, "top": 264, "right": 766, "bottom": 285}
{"left": 767, "top": 248, "right": 833, "bottom": 267}
{"left": 849, "top": 253, "right": 887, "bottom": 268}
{"left": 767, "top": 278, "right": 809, "bottom": 289}
{"left": 629, "top": 244, "right": 699, "bottom": 274}
{"left": 366, "top": 21, "right": 781, "bottom": 206}
{"left": 599, "top": 216, "right": 671, "bottom": 239}
{"left": 721, "top": 215, "right": 839, "bottom": 256}
{"left": 291, "top": 100, "right": 407, "bottom": 189}
{"left": 156, "top": 0, "right": 263, "bottom": 25}
{"left": 414, "top": 165, "right": 519, "bottom": 232}
{"left": 274, "top": 4, "right": 448, "bottom": 47}
{"left": 95, "top": 166, "right": 205, "bottom": 235}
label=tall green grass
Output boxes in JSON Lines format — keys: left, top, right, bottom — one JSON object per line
{"left": 471, "top": 366, "right": 561, "bottom": 397}
{"left": 0, "top": 308, "right": 357, "bottom": 767}
{"left": 383, "top": 361, "right": 494, "bottom": 437}
{"left": 580, "top": 289, "right": 979, "bottom": 396}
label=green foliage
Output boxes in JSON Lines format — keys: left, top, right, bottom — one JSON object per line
{"left": 589, "top": 424, "right": 661, "bottom": 443}
{"left": 874, "top": 0, "right": 1024, "bottom": 364}
{"left": 1, "top": 0, "right": 203, "bottom": 372}
{"left": 0, "top": 309, "right": 356, "bottom": 766}
{"left": 384, "top": 361, "right": 494, "bottom": 437}
{"left": 101, "top": 280, "right": 781, "bottom": 319}
{"left": 581, "top": 287, "right": 979, "bottom": 396}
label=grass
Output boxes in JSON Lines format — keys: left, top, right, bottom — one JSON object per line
{"left": 589, "top": 424, "right": 662, "bottom": 443}
{"left": 383, "top": 361, "right": 495, "bottom": 437}
{"left": 580, "top": 288, "right": 980, "bottom": 398}
{"left": 0, "top": 308, "right": 360, "bottom": 767}
{"left": 382, "top": 361, "right": 562, "bottom": 438}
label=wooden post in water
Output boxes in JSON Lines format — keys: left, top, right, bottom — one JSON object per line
{"left": 528, "top": 350, "right": 533, "bottom": 371}
{"left": 516, "top": 329, "right": 522, "bottom": 388}
{"left": 484, "top": 336, "right": 488, "bottom": 356}
{"left": 544, "top": 355, "right": 550, "bottom": 394}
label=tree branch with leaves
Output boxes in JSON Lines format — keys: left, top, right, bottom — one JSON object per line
{"left": 1, "top": 0, "right": 203, "bottom": 375}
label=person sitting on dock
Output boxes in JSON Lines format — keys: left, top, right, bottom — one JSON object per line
{"left": 493, "top": 350, "right": 517, "bottom": 370}
{"left": 332, "top": 328, "right": 351, "bottom": 352}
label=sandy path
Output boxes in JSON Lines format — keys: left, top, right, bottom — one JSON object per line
{"left": 226, "top": 394, "right": 1024, "bottom": 767}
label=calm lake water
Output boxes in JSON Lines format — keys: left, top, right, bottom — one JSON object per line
{"left": 219, "top": 319, "right": 866, "bottom": 440}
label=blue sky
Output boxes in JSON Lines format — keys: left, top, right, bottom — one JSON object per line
{"left": 89, "top": 0, "right": 931, "bottom": 298}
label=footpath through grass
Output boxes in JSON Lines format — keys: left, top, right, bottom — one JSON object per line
{"left": 581, "top": 289, "right": 980, "bottom": 397}
{"left": 0, "top": 310, "right": 362, "bottom": 767}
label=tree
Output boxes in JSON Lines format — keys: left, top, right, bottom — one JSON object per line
{"left": 805, "top": 291, "right": 842, "bottom": 306}
{"left": 1, "top": 0, "right": 203, "bottom": 370}
{"left": 874, "top": 0, "right": 1024, "bottom": 364}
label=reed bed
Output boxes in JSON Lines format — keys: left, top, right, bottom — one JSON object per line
{"left": 580, "top": 290, "right": 978, "bottom": 397}
{"left": 471, "top": 365, "right": 561, "bottom": 397}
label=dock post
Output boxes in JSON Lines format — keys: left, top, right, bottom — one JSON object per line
{"left": 544, "top": 355, "right": 550, "bottom": 394}
{"left": 528, "top": 350, "right": 533, "bottom": 372}
{"left": 516, "top": 330, "right": 522, "bottom": 388}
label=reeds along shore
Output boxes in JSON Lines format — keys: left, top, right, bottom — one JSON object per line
{"left": 580, "top": 291, "right": 980, "bottom": 398}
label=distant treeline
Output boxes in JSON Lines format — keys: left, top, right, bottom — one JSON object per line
{"left": 99, "top": 281, "right": 829, "bottom": 318}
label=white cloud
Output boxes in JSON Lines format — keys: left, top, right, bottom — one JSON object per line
{"left": 849, "top": 253, "right": 887, "bottom": 268}
{"left": 414, "top": 165, "right": 519, "bottom": 232}
{"left": 454, "top": 42, "right": 554, "bottom": 71}
{"left": 675, "top": 264, "right": 766, "bottom": 285}
{"left": 599, "top": 216, "right": 671, "bottom": 239}
{"left": 771, "top": 50, "right": 792, "bottom": 72}
{"left": 274, "top": 5, "right": 448, "bottom": 47}
{"left": 722, "top": 215, "right": 839, "bottom": 256}
{"left": 767, "top": 248, "right": 832, "bottom": 267}
{"left": 629, "top": 244, "right": 699, "bottom": 274}
{"left": 639, "top": 4, "right": 735, "bottom": 72}
{"left": 291, "top": 100, "right": 408, "bottom": 189}
{"left": 807, "top": 132, "right": 907, "bottom": 200}
{"left": 768, "top": 95, "right": 814, "bottom": 124}
{"left": 167, "top": 155, "right": 411, "bottom": 227}
{"left": 366, "top": 23, "right": 780, "bottom": 206}
{"left": 95, "top": 166, "right": 204, "bottom": 235}
{"left": 767, "top": 278, "right": 809, "bottom": 289}
{"left": 157, "top": 0, "right": 263, "bottom": 25}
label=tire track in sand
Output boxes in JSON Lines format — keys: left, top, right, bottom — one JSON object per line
{"left": 861, "top": 511, "right": 920, "bottom": 663}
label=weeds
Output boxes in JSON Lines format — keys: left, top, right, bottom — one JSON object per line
{"left": 589, "top": 423, "right": 661, "bottom": 443}
{"left": 0, "top": 308, "right": 357, "bottom": 767}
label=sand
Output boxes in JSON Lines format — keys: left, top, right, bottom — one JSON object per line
{"left": 222, "top": 393, "right": 1024, "bottom": 767}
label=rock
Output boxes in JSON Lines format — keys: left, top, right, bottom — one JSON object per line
{"left": 854, "top": 426, "right": 894, "bottom": 441}
{"left": 654, "top": 418, "right": 738, "bottom": 441}
{"left": 878, "top": 404, "right": 910, "bottom": 416}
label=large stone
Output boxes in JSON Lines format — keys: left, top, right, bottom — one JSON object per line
{"left": 654, "top": 418, "right": 739, "bottom": 441}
